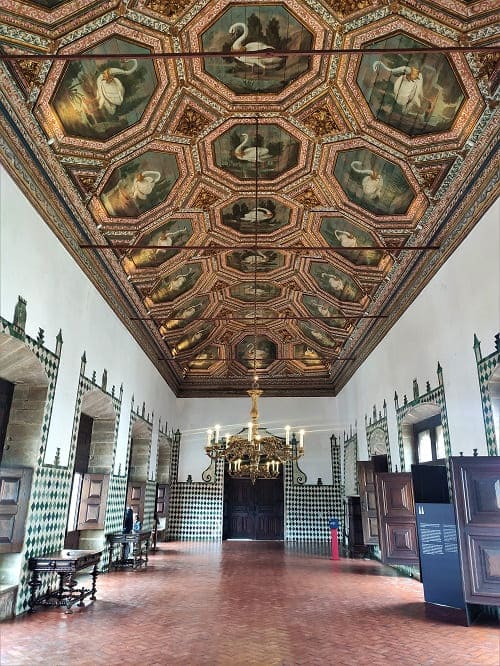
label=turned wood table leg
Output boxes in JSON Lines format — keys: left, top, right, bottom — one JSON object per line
{"left": 90, "top": 564, "right": 99, "bottom": 600}
{"left": 28, "top": 571, "right": 41, "bottom": 613}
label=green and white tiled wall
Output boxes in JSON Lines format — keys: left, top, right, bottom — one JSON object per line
{"left": 365, "top": 402, "right": 392, "bottom": 471}
{"left": 395, "top": 364, "right": 451, "bottom": 472}
{"left": 474, "top": 333, "right": 500, "bottom": 456}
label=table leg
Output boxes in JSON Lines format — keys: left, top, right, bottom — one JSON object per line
{"left": 28, "top": 571, "right": 41, "bottom": 613}
{"left": 90, "top": 564, "right": 99, "bottom": 600}
{"left": 57, "top": 572, "right": 66, "bottom": 601}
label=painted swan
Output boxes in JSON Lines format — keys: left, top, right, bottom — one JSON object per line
{"left": 234, "top": 134, "right": 271, "bottom": 163}
{"left": 229, "top": 22, "right": 284, "bottom": 71}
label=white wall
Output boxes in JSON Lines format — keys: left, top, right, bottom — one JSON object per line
{"left": 0, "top": 167, "right": 177, "bottom": 472}
{"left": 175, "top": 396, "right": 339, "bottom": 484}
{"left": 336, "top": 200, "right": 500, "bottom": 465}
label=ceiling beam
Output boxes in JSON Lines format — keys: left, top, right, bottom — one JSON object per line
{"left": 81, "top": 244, "right": 440, "bottom": 251}
{"left": 1, "top": 46, "right": 497, "bottom": 61}
{"left": 131, "top": 315, "right": 388, "bottom": 321}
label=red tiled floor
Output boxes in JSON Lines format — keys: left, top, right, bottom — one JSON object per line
{"left": 1, "top": 541, "right": 498, "bottom": 665}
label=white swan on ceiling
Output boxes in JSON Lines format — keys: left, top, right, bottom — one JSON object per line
{"left": 350, "top": 161, "right": 384, "bottom": 200}
{"left": 239, "top": 207, "right": 275, "bottom": 223}
{"left": 96, "top": 59, "right": 138, "bottom": 115}
{"left": 229, "top": 22, "right": 285, "bottom": 71}
{"left": 234, "top": 133, "right": 271, "bottom": 163}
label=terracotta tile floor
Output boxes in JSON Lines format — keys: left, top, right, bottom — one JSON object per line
{"left": 1, "top": 541, "right": 498, "bottom": 666}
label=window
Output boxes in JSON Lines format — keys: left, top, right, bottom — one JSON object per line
{"left": 413, "top": 415, "right": 444, "bottom": 464}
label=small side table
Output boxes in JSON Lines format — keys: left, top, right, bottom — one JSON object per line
{"left": 107, "top": 530, "right": 151, "bottom": 570}
{"left": 28, "top": 550, "right": 101, "bottom": 614}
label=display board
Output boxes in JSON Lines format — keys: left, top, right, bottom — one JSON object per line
{"left": 416, "top": 502, "right": 465, "bottom": 610}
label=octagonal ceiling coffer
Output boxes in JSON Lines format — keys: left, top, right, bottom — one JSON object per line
{"left": 201, "top": 4, "right": 314, "bottom": 95}
{"left": 51, "top": 37, "right": 159, "bottom": 141}
{"left": 356, "top": 34, "right": 466, "bottom": 137}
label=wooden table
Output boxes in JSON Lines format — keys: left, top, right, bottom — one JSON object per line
{"left": 28, "top": 549, "right": 101, "bottom": 613}
{"left": 107, "top": 530, "right": 151, "bottom": 570}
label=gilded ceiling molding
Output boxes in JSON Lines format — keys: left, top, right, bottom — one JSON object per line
{"left": 322, "top": 0, "right": 376, "bottom": 19}
{"left": 192, "top": 188, "right": 220, "bottom": 210}
{"left": 14, "top": 60, "right": 41, "bottom": 90}
{"left": 175, "top": 106, "right": 212, "bottom": 137}
{"left": 301, "top": 102, "right": 340, "bottom": 137}
{"left": 293, "top": 188, "right": 322, "bottom": 209}
{"left": 143, "top": 0, "right": 194, "bottom": 20}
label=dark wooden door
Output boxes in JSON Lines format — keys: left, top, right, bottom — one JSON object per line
{"left": 358, "top": 461, "right": 379, "bottom": 545}
{"left": 357, "top": 456, "right": 387, "bottom": 545}
{"left": 66, "top": 413, "right": 94, "bottom": 548}
{"left": 0, "top": 466, "right": 33, "bottom": 553}
{"left": 254, "top": 476, "right": 284, "bottom": 540}
{"left": 77, "top": 473, "right": 109, "bottom": 530}
{"left": 451, "top": 456, "right": 500, "bottom": 605}
{"left": 375, "top": 472, "right": 419, "bottom": 565}
{"left": 0, "top": 379, "right": 14, "bottom": 464}
{"left": 224, "top": 474, "right": 283, "bottom": 540}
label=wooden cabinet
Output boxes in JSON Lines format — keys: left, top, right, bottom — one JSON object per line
{"left": 127, "top": 481, "right": 146, "bottom": 520}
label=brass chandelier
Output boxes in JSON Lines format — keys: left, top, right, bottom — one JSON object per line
{"left": 205, "top": 375, "right": 304, "bottom": 483}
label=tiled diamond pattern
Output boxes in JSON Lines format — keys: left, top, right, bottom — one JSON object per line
{"left": 475, "top": 335, "right": 500, "bottom": 456}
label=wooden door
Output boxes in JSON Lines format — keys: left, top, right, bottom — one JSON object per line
{"left": 224, "top": 474, "right": 283, "bottom": 540}
{"left": 0, "top": 379, "right": 14, "bottom": 464}
{"left": 127, "top": 481, "right": 146, "bottom": 520}
{"left": 357, "top": 456, "right": 387, "bottom": 545}
{"left": 66, "top": 413, "right": 94, "bottom": 547}
{"left": 375, "top": 472, "right": 419, "bottom": 565}
{"left": 358, "top": 461, "right": 379, "bottom": 545}
{"left": 0, "top": 466, "right": 33, "bottom": 553}
{"left": 77, "top": 473, "right": 109, "bottom": 530}
{"left": 255, "top": 477, "right": 284, "bottom": 540}
{"left": 224, "top": 477, "right": 255, "bottom": 539}
{"left": 451, "top": 456, "right": 500, "bottom": 605}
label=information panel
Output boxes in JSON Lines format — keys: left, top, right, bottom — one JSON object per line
{"left": 415, "top": 503, "right": 465, "bottom": 610}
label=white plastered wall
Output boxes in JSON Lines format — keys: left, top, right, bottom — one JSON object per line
{"left": 0, "top": 166, "right": 177, "bottom": 473}
{"left": 335, "top": 199, "right": 500, "bottom": 466}
{"left": 175, "top": 395, "right": 338, "bottom": 484}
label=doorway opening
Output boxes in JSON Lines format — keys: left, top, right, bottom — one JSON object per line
{"left": 65, "top": 388, "right": 116, "bottom": 551}
{"left": 125, "top": 417, "right": 152, "bottom": 526}
{"left": 223, "top": 466, "right": 284, "bottom": 540}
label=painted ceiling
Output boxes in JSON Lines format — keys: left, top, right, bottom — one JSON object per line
{"left": 0, "top": 0, "right": 498, "bottom": 397}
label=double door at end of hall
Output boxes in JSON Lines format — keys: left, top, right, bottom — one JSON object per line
{"left": 223, "top": 474, "right": 284, "bottom": 540}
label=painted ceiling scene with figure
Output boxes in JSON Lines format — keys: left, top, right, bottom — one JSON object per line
{"left": 0, "top": 0, "right": 497, "bottom": 396}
